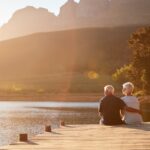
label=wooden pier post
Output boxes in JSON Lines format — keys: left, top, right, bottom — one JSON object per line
{"left": 19, "top": 134, "right": 28, "bottom": 142}
{"left": 45, "top": 125, "right": 52, "bottom": 132}
{"left": 60, "top": 121, "right": 65, "bottom": 126}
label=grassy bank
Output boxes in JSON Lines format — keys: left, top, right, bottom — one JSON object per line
{"left": 0, "top": 72, "right": 149, "bottom": 102}
{"left": 0, "top": 72, "right": 117, "bottom": 101}
{"left": 0, "top": 93, "right": 101, "bottom": 101}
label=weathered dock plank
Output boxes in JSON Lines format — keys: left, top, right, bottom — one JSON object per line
{"left": 1, "top": 123, "right": 150, "bottom": 150}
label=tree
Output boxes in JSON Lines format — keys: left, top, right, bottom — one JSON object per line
{"left": 112, "top": 64, "right": 132, "bottom": 84}
{"left": 129, "top": 27, "right": 150, "bottom": 93}
{"left": 112, "top": 64, "right": 143, "bottom": 91}
{"left": 113, "top": 27, "right": 150, "bottom": 94}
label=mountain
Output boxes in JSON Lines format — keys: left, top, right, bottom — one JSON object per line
{"left": 0, "top": 26, "right": 139, "bottom": 80}
{"left": 0, "top": 6, "right": 56, "bottom": 41}
{"left": 0, "top": 0, "right": 150, "bottom": 41}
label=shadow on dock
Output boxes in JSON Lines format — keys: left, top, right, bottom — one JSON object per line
{"left": 10, "top": 140, "right": 38, "bottom": 145}
{"left": 111, "top": 123, "right": 150, "bottom": 131}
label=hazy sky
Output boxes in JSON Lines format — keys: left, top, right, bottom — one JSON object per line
{"left": 0, "top": 0, "right": 80, "bottom": 27}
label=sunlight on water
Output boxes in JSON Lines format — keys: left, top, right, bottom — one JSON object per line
{"left": 0, "top": 101, "right": 99, "bottom": 146}
{"left": 0, "top": 101, "right": 98, "bottom": 110}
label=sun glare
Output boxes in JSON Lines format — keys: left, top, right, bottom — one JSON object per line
{"left": 87, "top": 71, "right": 99, "bottom": 80}
{"left": 11, "top": 84, "right": 23, "bottom": 92}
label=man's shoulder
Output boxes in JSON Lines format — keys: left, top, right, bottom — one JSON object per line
{"left": 99, "top": 96, "right": 108, "bottom": 104}
{"left": 100, "top": 95, "right": 124, "bottom": 102}
{"left": 100, "top": 96, "right": 107, "bottom": 101}
{"left": 112, "top": 95, "right": 126, "bottom": 104}
{"left": 112, "top": 95, "right": 122, "bottom": 101}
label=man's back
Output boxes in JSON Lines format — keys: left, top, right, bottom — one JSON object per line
{"left": 99, "top": 95, "right": 126, "bottom": 125}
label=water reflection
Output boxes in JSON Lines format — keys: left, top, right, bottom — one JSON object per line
{"left": 0, "top": 101, "right": 98, "bottom": 109}
{"left": 0, "top": 101, "right": 99, "bottom": 146}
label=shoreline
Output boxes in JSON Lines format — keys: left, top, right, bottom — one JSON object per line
{"left": 0, "top": 93, "right": 150, "bottom": 103}
{"left": 0, "top": 93, "right": 101, "bottom": 102}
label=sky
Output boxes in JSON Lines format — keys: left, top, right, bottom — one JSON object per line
{"left": 0, "top": 0, "right": 80, "bottom": 27}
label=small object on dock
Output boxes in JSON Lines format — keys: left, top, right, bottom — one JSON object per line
{"left": 19, "top": 134, "right": 28, "bottom": 142}
{"left": 45, "top": 125, "right": 52, "bottom": 132}
{"left": 60, "top": 121, "right": 65, "bottom": 126}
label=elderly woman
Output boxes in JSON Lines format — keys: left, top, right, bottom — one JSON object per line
{"left": 121, "top": 82, "right": 143, "bottom": 124}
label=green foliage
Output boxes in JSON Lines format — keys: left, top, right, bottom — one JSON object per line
{"left": 112, "top": 64, "right": 132, "bottom": 84}
{"left": 113, "top": 27, "right": 150, "bottom": 94}
{"left": 134, "top": 90, "right": 146, "bottom": 97}
{"left": 129, "top": 27, "right": 150, "bottom": 93}
{"left": 112, "top": 64, "right": 143, "bottom": 91}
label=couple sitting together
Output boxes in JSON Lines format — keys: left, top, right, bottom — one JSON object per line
{"left": 98, "top": 82, "right": 143, "bottom": 125}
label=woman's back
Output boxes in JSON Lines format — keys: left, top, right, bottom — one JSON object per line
{"left": 121, "top": 96, "right": 143, "bottom": 124}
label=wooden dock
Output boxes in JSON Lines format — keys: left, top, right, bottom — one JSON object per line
{"left": 1, "top": 123, "right": 150, "bottom": 150}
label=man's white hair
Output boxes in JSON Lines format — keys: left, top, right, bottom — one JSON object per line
{"left": 104, "top": 85, "right": 114, "bottom": 94}
{"left": 122, "top": 82, "right": 134, "bottom": 93}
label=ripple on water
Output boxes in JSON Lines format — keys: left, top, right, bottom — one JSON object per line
{"left": 0, "top": 101, "right": 99, "bottom": 146}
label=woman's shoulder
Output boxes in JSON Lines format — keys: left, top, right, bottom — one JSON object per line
{"left": 129, "top": 96, "right": 138, "bottom": 101}
{"left": 121, "top": 96, "right": 126, "bottom": 100}
{"left": 121, "top": 95, "right": 137, "bottom": 98}
{"left": 121, "top": 96, "right": 138, "bottom": 101}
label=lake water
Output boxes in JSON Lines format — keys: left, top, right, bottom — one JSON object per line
{"left": 0, "top": 101, "right": 99, "bottom": 146}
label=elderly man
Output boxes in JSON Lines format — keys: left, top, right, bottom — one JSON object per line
{"left": 98, "top": 85, "right": 140, "bottom": 125}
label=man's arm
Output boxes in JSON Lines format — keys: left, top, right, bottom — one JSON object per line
{"left": 98, "top": 112, "right": 103, "bottom": 118}
{"left": 120, "top": 98, "right": 142, "bottom": 115}
{"left": 98, "top": 99, "right": 103, "bottom": 117}
{"left": 120, "top": 108, "right": 125, "bottom": 120}
{"left": 125, "top": 106, "right": 142, "bottom": 115}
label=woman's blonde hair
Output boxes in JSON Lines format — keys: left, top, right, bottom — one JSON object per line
{"left": 122, "top": 82, "right": 134, "bottom": 94}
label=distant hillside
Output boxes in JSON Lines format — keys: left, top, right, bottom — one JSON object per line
{"left": 0, "top": 0, "right": 150, "bottom": 40}
{"left": 0, "top": 26, "right": 140, "bottom": 80}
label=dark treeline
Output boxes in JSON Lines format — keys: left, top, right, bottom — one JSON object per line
{"left": 0, "top": 26, "right": 140, "bottom": 79}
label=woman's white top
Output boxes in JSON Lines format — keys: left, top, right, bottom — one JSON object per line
{"left": 121, "top": 96, "right": 143, "bottom": 124}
